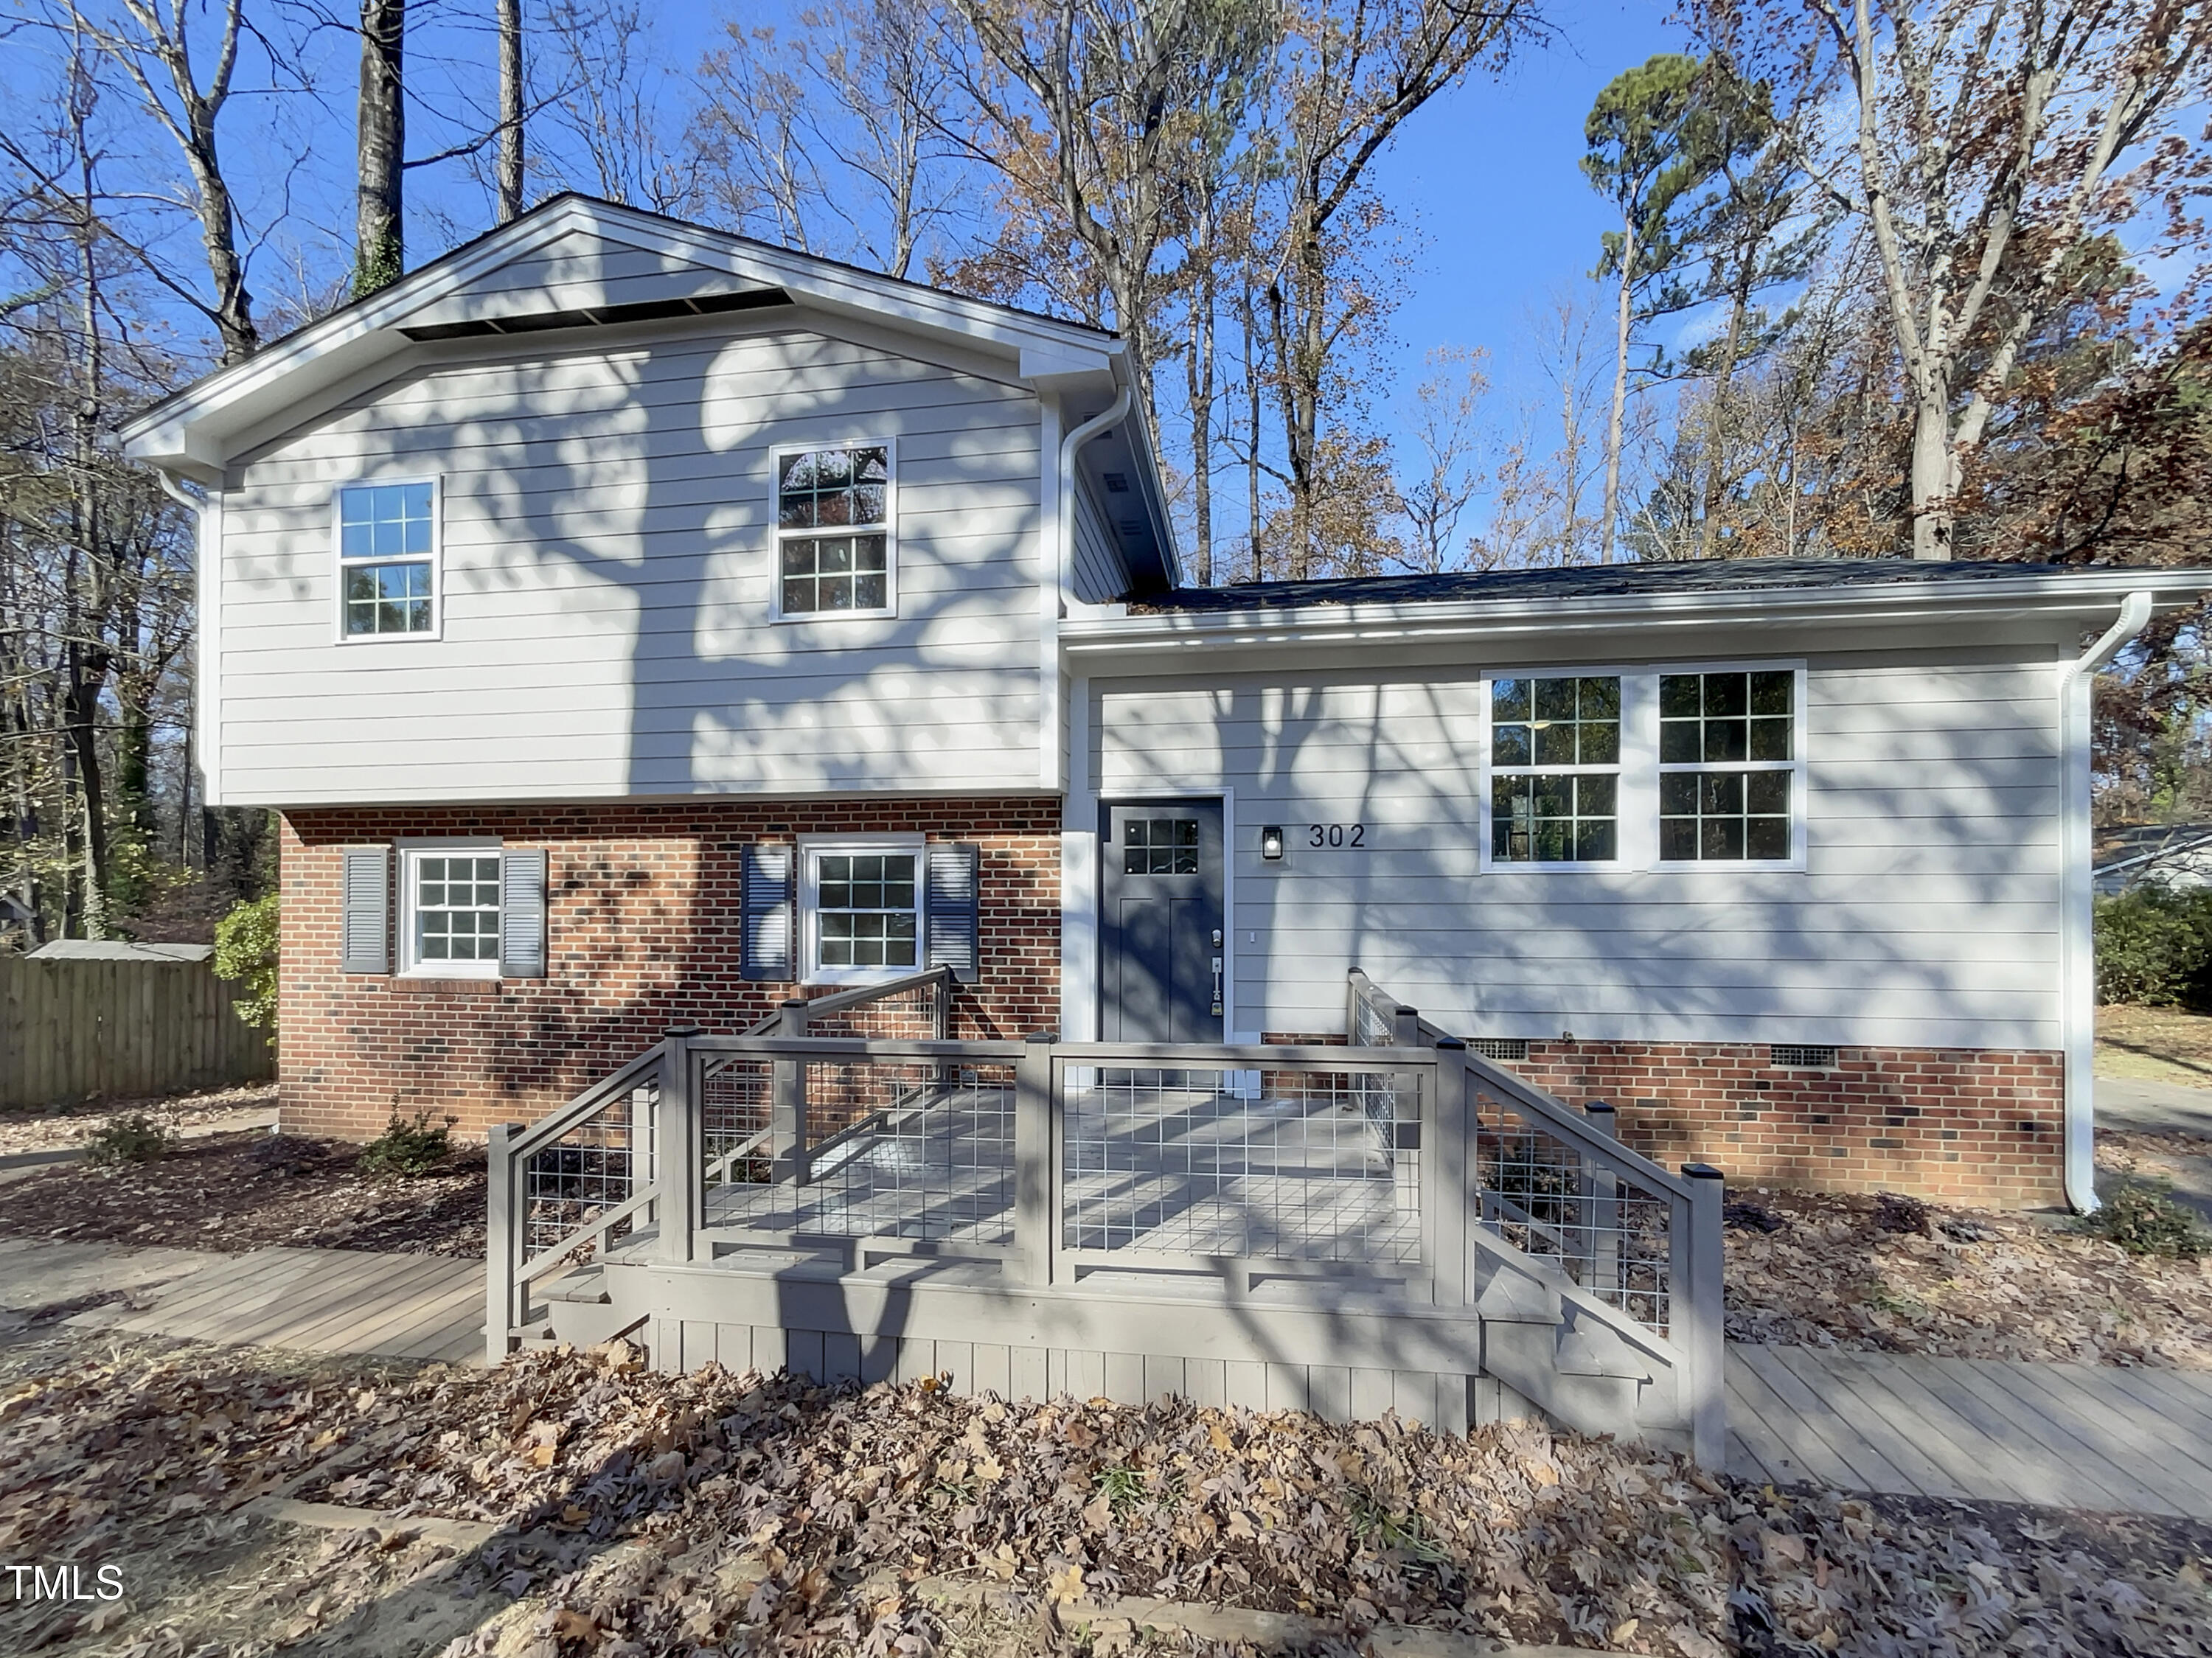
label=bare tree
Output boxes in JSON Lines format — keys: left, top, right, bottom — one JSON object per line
{"left": 354, "top": 0, "right": 403, "bottom": 295}
{"left": 58, "top": 0, "right": 263, "bottom": 362}
{"left": 1394, "top": 344, "right": 1488, "bottom": 571}
{"left": 1702, "top": 0, "right": 2211, "bottom": 559}
{"left": 498, "top": 0, "right": 523, "bottom": 221}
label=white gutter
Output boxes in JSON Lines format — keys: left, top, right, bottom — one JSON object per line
{"left": 153, "top": 468, "right": 220, "bottom": 809}
{"left": 2058, "top": 591, "right": 2152, "bottom": 1213}
{"left": 1041, "top": 384, "right": 1132, "bottom": 790}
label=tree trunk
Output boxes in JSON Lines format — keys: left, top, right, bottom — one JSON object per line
{"left": 1697, "top": 271, "right": 1753, "bottom": 560}
{"left": 1601, "top": 212, "right": 1636, "bottom": 565}
{"left": 497, "top": 0, "right": 524, "bottom": 223}
{"left": 1910, "top": 380, "right": 1955, "bottom": 560}
{"left": 1185, "top": 192, "right": 1218, "bottom": 585}
{"left": 355, "top": 0, "right": 406, "bottom": 296}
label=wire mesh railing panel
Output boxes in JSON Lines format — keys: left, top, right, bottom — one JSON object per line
{"left": 702, "top": 1058, "right": 772, "bottom": 1188}
{"left": 1060, "top": 1065, "right": 1422, "bottom": 1264}
{"left": 1351, "top": 988, "right": 1397, "bottom": 1047}
{"left": 522, "top": 1080, "right": 656, "bottom": 1258}
{"left": 804, "top": 983, "right": 941, "bottom": 1042}
{"left": 1471, "top": 1081, "right": 1674, "bottom": 1334}
{"left": 702, "top": 1060, "right": 1016, "bottom": 1247}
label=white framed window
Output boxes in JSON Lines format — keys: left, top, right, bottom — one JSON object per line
{"left": 399, "top": 842, "right": 501, "bottom": 978}
{"left": 335, "top": 478, "right": 439, "bottom": 641}
{"left": 1657, "top": 667, "right": 1804, "bottom": 867}
{"left": 800, "top": 835, "right": 922, "bottom": 983}
{"left": 772, "top": 442, "right": 894, "bottom": 619}
{"left": 1486, "top": 673, "right": 1626, "bottom": 867}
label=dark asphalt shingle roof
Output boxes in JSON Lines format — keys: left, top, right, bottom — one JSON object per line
{"left": 1132, "top": 557, "right": 2143, "bottom": 613}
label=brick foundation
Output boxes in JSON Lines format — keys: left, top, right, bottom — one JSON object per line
{"left": 1263, "top": 1034, "right": 2065, "bottom": 1210}
{"left": 279, "top": 798, "right": 1060, "bottom": 1140}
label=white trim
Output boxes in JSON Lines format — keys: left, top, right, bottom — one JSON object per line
{"left": 331, "top": 474, "right": 445, "bottom": 645}
{"left": 1040, "top": 397, "right": 1065, "bottom": 791}
{"left": 796, "top": 832, "right": 926, "bottom": 986}
{"left": 155, "top": 472, "right": 223, "bottom": 809}
{"left": 395, "top": 837, "right": 504, "bottom": 979}
{"left": 1061, "top": 672, "right": 1099, "bottom": 1041}
{"left": 766, "top": 438, "right": 898, "bottom": 623}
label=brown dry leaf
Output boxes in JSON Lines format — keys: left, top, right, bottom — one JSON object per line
{"left": 1046, "top": 1563, "right": 1087, "bottom": 1606}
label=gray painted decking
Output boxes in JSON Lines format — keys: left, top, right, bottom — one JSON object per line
{"left": 1726, "top": 1341, "right": 2212, "bottom": 1519}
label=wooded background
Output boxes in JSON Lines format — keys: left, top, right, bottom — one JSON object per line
{"left": 2, "top": 0, "right": 2209, "bottom": 952}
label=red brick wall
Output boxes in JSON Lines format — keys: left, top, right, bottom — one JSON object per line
{"left": 1264, "top": 1033, "right": 2065, "bottom": 1209}
{"left": 279, "top": 798, "right": 1060, "bottom": 1140}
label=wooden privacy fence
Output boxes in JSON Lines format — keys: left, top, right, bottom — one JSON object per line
{"left": 0, "top": 956, "right": 274, "bottom": 1109}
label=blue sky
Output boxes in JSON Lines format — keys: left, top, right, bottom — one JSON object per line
{"left": 1371, "top": 0, "right": 1691, "bottom": 416}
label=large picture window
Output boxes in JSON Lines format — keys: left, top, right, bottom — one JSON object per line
{"left": 400, "top": 846, "right": 501, "bottom": 977}
{"left": 803, "top": 841, "right": 920, "bottom": 980}
{"left": 776, "top": 444, "right": 891, "bottom": 616}
{"left": 337, "top": 481, "right": 437, "bottom": 638}
{"left": 1489, "top": 675, "right": 1622, "bottom": 863}
{"left": 1658, "top": 670, "right": 1798, "bottom": 862}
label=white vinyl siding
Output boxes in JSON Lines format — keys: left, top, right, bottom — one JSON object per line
{"left": 1091, "top": 649, "right": 2063, "bottom": 1051}
{"left": 216, "top": 319, "right": 1043, "bottom": 802}
{"left": 1069, "top": 473, "right": 1131, "bottom": 604}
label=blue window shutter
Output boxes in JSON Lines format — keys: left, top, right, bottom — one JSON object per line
{"left": 499, "top": 849, "right": 547, "bottom": 979}
{"left": 925, "top": 842, "right": 980, "bottom": 985}
{"left": 341, "top": 846, "right": 391, "bottom": 974}
{"left": 741, "top": 843, "right": 793, "bottom": 980}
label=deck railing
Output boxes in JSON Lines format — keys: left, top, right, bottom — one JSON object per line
{"left": 488, "top": 968, "right": 1723, "bottom": 1464}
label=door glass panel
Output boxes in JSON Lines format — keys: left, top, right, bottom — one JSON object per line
{"left": 1123, "top": 817, "right": 1200, "bottom": 874}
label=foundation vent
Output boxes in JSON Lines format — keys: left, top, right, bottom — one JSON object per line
{"left": 1470, "top": 1037, "right": 1529, "bottom": 1062}
{"left": 1770, "top": 1044, "right": 1838, "bottom": 1070}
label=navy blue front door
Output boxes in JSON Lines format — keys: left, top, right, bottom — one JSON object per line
{"left": 1102, "top": 801, "right": 1225, "bottom": 1042}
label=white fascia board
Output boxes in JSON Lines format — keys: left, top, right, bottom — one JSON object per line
{"left": 1059, "top": 568, "right": 2212, "bottom": 660}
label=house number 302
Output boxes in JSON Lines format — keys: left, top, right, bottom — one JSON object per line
{"left": 1308, "top": 823, "right": 1366, "bottom": 848}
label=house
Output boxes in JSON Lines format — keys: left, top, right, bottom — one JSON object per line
{"left": 120, "top": 196, "right": 2212, "bottom": 1440}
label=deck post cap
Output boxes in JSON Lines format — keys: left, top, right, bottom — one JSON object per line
{"left": 1023, "top": 1030, "right": 1057, "bottom": 1044}
{"left": 1434, "top": 1037, "right": 1466, "bottom": 1051}
{"left": 1681, "top": 1161, "right": 1725, "bottom": 1181}
{"left": 664, "top": 1024, "right": 703, "bottom": 1038}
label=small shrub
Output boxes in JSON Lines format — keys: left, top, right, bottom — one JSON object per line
{"left": 357, "top": 1110, "right": 456, "bottom": 1178}
{"left": 213, "top": 893, "right": 280, "bottom": 1037}
{"left": 2094, "top": 885, "right": 2212, "bottom": 1008}
{"left": 2076, "top": 1183, "right": 2211, "bottom": 1257}
{"left": 83, "top": 1112, "right": 171, "bottom": 1169}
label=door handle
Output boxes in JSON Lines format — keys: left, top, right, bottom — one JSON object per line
{"left": 1211, "top": 955, "right": 1224, "bottom": 1017}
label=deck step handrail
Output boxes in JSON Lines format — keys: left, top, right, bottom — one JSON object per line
{"left": 505, "top": 1042, "right": 667, "bottom": 1163}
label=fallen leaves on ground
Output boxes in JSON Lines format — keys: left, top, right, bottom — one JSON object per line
{"left": 0, "top": 1331, "right": 2205, "bottom": 1657}
{"left": 0, "top": 1084, "right": 277, "bottom": 1157}
{"left": 0, "top": 1130, "right": 484, "bottom": 1257}
{"left": 1724, "top": 1154, "right": 2212, "bottom": 1368}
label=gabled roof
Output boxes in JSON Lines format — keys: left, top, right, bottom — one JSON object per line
{"left": 119, "top": 193, "right": 1135, "bottom": 479}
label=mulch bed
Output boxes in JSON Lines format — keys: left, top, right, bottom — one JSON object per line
{"left": 1723, "top": 1144, "right": 2212, "bottom": 1368}
{"left": 0, "top": 1130, "right": 485, "bottom": 1258}
{"left": 1, "top": 1335, "right": 2207, "bottom": 1657}
{"left": 0, "top": 1083, "right": 277, "bottom": 1157}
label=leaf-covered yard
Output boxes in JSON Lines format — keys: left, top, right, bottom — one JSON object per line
{"left": 0, "top": 1328, "right": 2207, "bottom": 1657}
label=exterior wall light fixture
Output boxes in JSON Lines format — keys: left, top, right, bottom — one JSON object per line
{"left": 1259, "top": 826, "right": 1285, "bottom": 861}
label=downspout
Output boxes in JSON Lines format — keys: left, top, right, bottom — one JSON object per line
{"left": 2058, "top": 591, "right": 2152, "bottom": 1213}
{"left": 153, "top": 468, "right": 218, "bottom": 812}
{"left": 1041, "top": 383, "right": 1132, "bottom": 792}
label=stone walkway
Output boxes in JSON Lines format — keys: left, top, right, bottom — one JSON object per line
{"left": 1727, "top": 1340, "right": 2212, "bottom": 1519}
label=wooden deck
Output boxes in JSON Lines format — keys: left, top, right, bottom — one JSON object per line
{"left": 1727, "top": 1341, "right": 2212, "bottom": 1519}
{"left": 105, "top": 1246, "right": 485, "bottom": 1364}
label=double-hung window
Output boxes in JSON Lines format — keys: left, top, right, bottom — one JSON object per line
{"left": 776, "top": 444, "right": 892, "bottom": 617}
{"left": 1489, "top": 675, "right": 1622, "bottom": 863}
{"left": 802, "top": 840, "right": 921, "bottom": 981}
{"left": 1658, "top": 669, "right": 1798, "bottom": 863}
{"left": 400, "top": 846, "right": 501, "bottom": 977}
{"left": 337, "top": 481, "right": 437, "bottom": 638}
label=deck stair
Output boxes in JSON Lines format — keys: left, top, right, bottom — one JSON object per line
{"left": 486, "top": 966, "right": 1726, "bottom": 1463}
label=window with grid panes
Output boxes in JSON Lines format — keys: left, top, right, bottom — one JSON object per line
{"left": 1123, "top": 816, "right": 1200, "bottom": 874}
{"left": 777, "top": 445, "right": 890, "bottom": 614}
{"left": 1490, "top": 675, "right": 1621, "bottom": 863}
{"left": 406, "top": 851, "right": 501, "bottom": 972}
{"left": 811, "top": 849, "right": 919, "bottom": 971}
{"left": 338, "top": 481, "right": 435, "bottom": 636}
{"left": 1658, "top": 670, "right": 1796, "bottom": 861}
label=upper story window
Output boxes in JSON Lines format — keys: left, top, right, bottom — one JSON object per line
{"left": 1490, "top": 675, "right": 1621, "bottom": 864}
{"left": 337, "top": 481, "right": 437, "bottom": 638}
{"left": 1658, "top": 670, "right": 1798, "bottom": 863}
{"left": 776, "top": 444, "right": 892, "bottom": 617}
